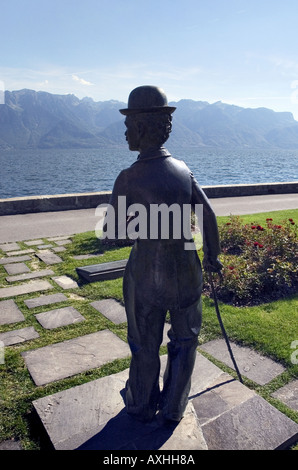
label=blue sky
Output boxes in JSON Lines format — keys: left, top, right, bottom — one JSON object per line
{"left": 1, "top": 0, "right": 298, "bottom": 119}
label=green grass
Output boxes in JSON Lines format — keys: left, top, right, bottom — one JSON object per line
{"left": 217, "top": 207, "right": 298, "bottom": 227}
{"left": 199, "top": 295, "right": 298, "bottom": 370}
{"left": 0, "top": 208, "right": 297, "bottom": 450}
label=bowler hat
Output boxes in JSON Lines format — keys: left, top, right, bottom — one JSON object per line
{"left": 119, "top": 85, "right": 176, "bottom": 115}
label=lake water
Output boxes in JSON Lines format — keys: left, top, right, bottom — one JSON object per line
{"left": 0, "top": 146, "right": 297, "bottom": 199}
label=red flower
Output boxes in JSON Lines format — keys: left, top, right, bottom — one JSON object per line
{"left": 289, "top": 219, "right": 293, "bottom": 222}
{"left": 256, "top": 225, "right": 264, "bottom": 231}
{"left": 251, "top": 225, "right": 256, "bottom": 229}
{"left": 228, "top": 266, "right": 235, "bottom": 270}
{"left": 253, "top": 242, "right": 263, "bottom": 248}
{"left": 226, "top": 222, "right": 231, "bottom": 225}
{"left": 266, "top": 218, "right": 273, "bottom": 221}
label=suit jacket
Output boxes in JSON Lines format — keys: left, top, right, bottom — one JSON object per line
{"left": 103, "top": 147, "right": 221, "bottom": 309}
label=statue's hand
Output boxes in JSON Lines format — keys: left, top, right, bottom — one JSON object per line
{"left": 203, "top": 257, "right": 223, "bottom": 273}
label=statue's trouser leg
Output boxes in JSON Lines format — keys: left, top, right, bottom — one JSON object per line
{"left": 124, "top": 295, "right": 167, "bottom": 422}
{"left": 123, "top": 245, "right": 202, "bottom": 423}
{"left": 159, "top": 299, "right": 202, "bottom": 421}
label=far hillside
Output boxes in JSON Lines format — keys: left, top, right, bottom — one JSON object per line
{"left": 1, "top": 89, "right": 298, "bottom": 150}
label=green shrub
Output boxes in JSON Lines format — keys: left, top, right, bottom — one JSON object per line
{"left": 206, "top": 215, "right": 298, "bottom": 306}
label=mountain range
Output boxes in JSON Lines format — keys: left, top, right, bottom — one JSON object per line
{"left": 1, "top": 89, "right": 298, "bottom": 150}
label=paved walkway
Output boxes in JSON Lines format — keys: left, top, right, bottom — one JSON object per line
{"left": 0, "top": 194, "right": 298, "bottom": 450}
{"left": 0, "top": 193, "right": 297, "bottom": 243}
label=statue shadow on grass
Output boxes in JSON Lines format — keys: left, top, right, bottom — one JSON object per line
{"left": 76, "top": 388, "right": 178, "bottom": 451}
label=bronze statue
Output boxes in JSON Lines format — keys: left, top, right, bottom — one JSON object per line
{"left": 104, "top": 86, "right": 222, "bottom": 423}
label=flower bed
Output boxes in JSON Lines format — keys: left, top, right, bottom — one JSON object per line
{"left": 206, "top": 215, "right": 298, "bottom": 306}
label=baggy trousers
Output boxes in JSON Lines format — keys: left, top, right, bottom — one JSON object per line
{"left": 123, "top": 240, "right": 203, "bottom": 422}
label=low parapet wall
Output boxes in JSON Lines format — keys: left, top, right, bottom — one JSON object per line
{"left": 0, "top": 191, "right": 111, "bottom": 216}
{"left": 203, "top": 181, "right": 298, "bottom": 198}
{"left": 0, "top": 182, "right": 297, "bottom": 216}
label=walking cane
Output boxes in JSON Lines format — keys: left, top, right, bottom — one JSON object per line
{"left": 208, "top": 272, "right": 243, "bottom": 383}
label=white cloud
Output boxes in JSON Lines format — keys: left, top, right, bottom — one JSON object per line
{"left": 72, "top": 74, "right": 93, "bottom": 86}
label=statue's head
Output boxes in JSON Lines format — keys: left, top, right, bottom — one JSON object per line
{"left": 120, "top": 86, "right": 176, "bottom": 116}
{"left": 120, "top": 86, "right": 176, "bottom": 152}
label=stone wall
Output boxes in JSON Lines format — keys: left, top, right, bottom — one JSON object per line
{"left": 0, "top": 182, "right": 297, "bottom": 216}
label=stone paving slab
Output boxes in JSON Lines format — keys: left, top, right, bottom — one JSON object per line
{"left": 24, "top": 293, "right": 68, "bottom": 309}
{"left": 162, "top": 324, "right": 171, "bottom": 346}
{"left": 200, "top": 339, "right": 285, "bottom": 385}
{"left": 7, "top": 249, "right": 35, "bottom": 256}
{"left": 0, "top": 255, "right": 32, "bottom": 265}
{"left": 90, "top": 299, "right": 127, "bottom": 324}
{"left": 0, "top": 299, "right": 25, "bottom": 325}
{"left": 54, "top": 239, "right": 72, "bottom": 245}
{"left": 52, "top": 275, "right": 79, "bottom": 290}
{"left": 272, "top": 380, "right": 298, "bottom": 412}
{"left": 36, "top": 251, "right": 63, "bottom": 265}
{"left": 0, "top": 326, "right": 39, "bottom": 346}
{"left": 0, "top": 440, "right": 22, "bottom": 450}
{"left": 37, "top": 244, "right": 53, "bottom": 250}
{"left": 24, "top": 240, "right": 44, "bottom": 246}
{"left": 192, "top": 374, "right": 298, "bottom": 450}
{"left": 35, "top": 306, "right": 85, "bottom": 330}
{"left": 0, "top": 242, "right": 21, "bottom": 252}
{"left": 32, "top": 357, "right": 207, "bottom": 451}
{"left": 52, "top": 246, "right": 66, "bottom": 252}
{"left": 4, "top": 262, "right": 31, "bottom": 275}
{"left": 0, "top": 280, "right": 53, "bottom": 299}
{"left": 22, "top": 330, "right": 130, "bottom": 386}
{"left": 6, "top": 269, "right": 54, "bottom": 283}
{"left": 32, "top": 352, "right": 298, "bottom": 450}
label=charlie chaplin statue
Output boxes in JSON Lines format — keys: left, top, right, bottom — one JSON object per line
{"left": 104, "top": 86, "right": 222, "bottom": 423}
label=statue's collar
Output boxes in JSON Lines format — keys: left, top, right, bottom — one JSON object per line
{"left": 137, "top": 147, "right": 171, "bottom": 161}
